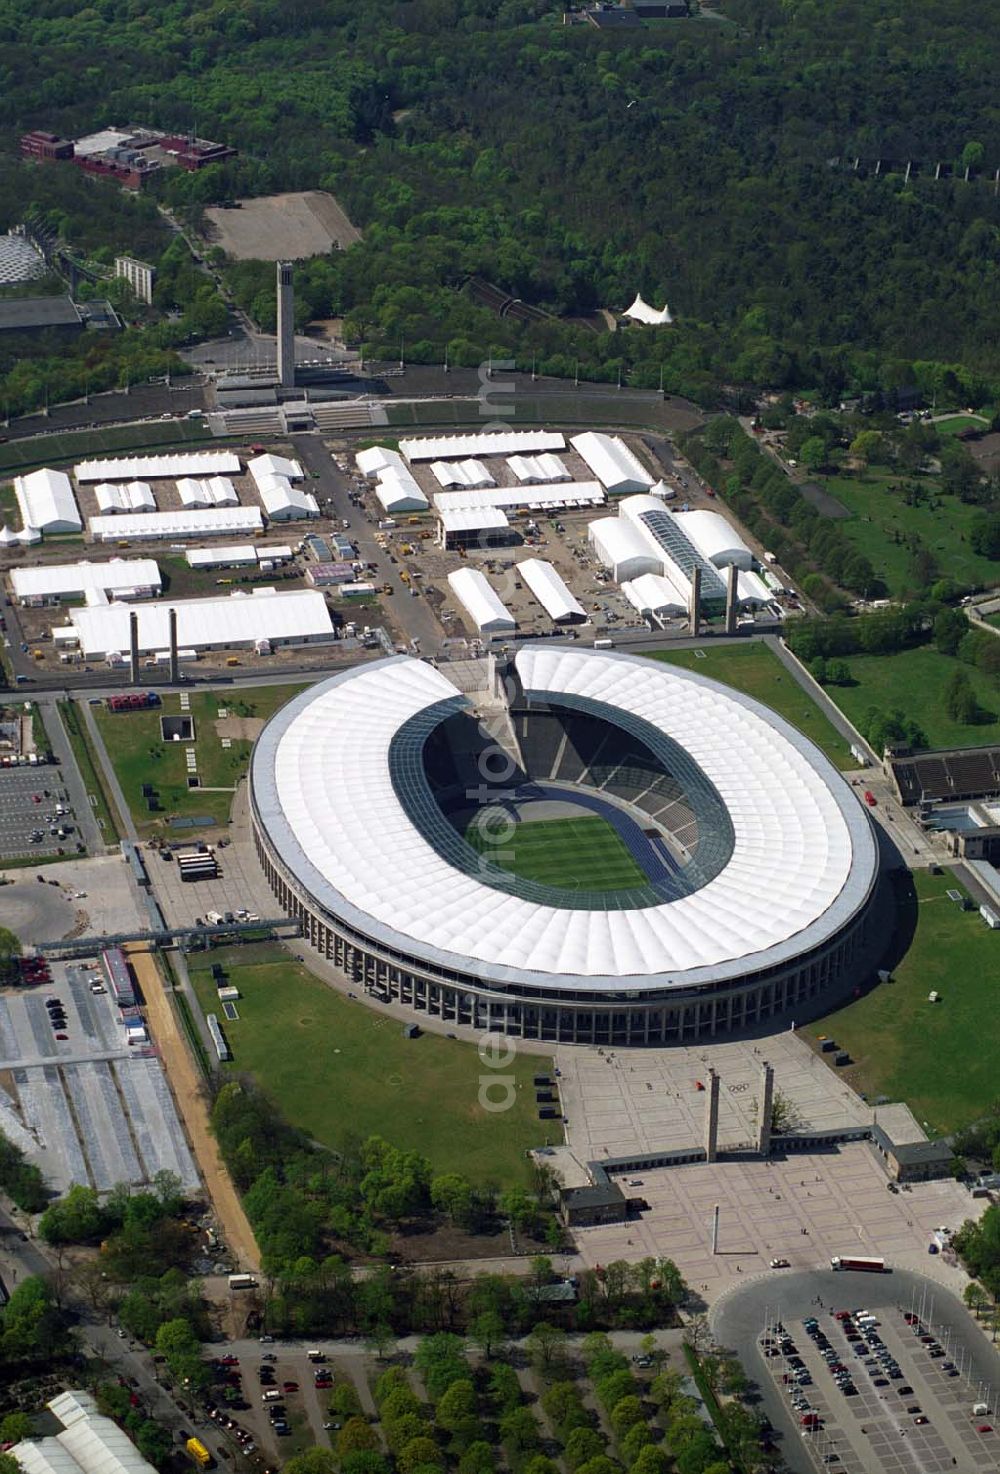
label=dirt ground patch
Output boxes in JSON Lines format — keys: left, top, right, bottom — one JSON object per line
{"left": 127, "top": 944, "right": 259, "bottom": 1269}
{"left": 204, "top": 191, "right": 361, "bottom": 260}
{"left": 214, "top": 715, "right": 265, "bottom": 741}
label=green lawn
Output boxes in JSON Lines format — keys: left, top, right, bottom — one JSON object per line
{"left": 92, "top": 681, "right": 309, "bottom": 833}
{"left": 804, "top": 869, "right": 1000, "bottom": 1136}
{"left": 806, "top": 471, "right": 1000, "bottom": 597}
{"left": 189, "top": 949, "right": 549, "bottom": 1184}
{"left": 648, "top": 643, "right": 853, "bottom": 769}
{"left": 57, "top": 700, "right": 121, "bottom": 843}
{"left": 465, "top": 813, "right": 647, "bottom": 891}
{"left": 831, "top": 644, "right": 1000, "bottom": 750}
{"left": 935, "top": 414, "right": 989, "bottom": 436}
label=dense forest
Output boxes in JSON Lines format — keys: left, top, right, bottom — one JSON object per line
{"left": 1, "top": 0, "right": 1000, "bottom": 402}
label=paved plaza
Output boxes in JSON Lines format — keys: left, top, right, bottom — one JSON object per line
{"left": 573, "top": 1144, "right": 982, "bottom": 1306}
{"left": 556, "top": 1030, "right": 874, "bottom": 1162}
{"left": 0, "top": 854, "right": 146, "bottom": 946}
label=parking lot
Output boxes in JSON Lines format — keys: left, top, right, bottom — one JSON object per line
{"left": 0, "top": 765, "right": 80, "bottom": 862}
{"left": 0, "top": 956, "right": 199, "bottom": 1195}
{"left": 200, "top": 1346, "right": 346, "bottom": 1461}
{"left": 760, "top": 1299, "right": 1000, "bottom": 1473}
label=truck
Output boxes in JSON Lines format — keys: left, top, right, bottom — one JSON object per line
{"left": 979, "top": 904, "right": 1000, "bottom": 930}
{"left": 227, "top": 1272, "right": 258, "bottom": 1290}
{"left": 186, "top": 1438, "right": 213, "bottom": 1468}
{"left": 830, "top": 1255, "right": 886, "bottom": 1273}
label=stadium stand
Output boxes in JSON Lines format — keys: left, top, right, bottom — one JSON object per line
{"left": 891, "top": 746, "right": 1000, "bottom": 804}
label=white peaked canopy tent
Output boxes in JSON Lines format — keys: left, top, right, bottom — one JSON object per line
{"left": 624, "top": 294, "right": 673, "bottom": 326}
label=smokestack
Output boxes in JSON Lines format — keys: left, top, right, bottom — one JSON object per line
{"left": 704, "top": 1066, "right": 720, "bottom": 1163}
{"left": 688, "top": 565, "right": 701, "bottom": 636}
{"left": 758, "top": 1060, "right": 775, "bottom": 1158}
{"left": 276, "top": 261, "right": 295, "bottom": 389}
{"left": 725, "top": 562, "right": 739, "bottom": 635}
{"left": 129, "top": 610, "right": 140, "bottom": 687}
{"left": 169, "top": 607, "right": 179, "bottom": 686}
{"left": 711, "top": 1204, "right": 720, "bottom": 1255}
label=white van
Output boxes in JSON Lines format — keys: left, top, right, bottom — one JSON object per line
{"left": 262, "top": 1390, "right": 283, "bottom": 1402}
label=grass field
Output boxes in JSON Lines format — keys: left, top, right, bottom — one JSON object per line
{"left": 0, "top": 421, "right": 211, "bottom": 476}
{"left": 935, "top": 414, "right": 989, "bottom": 436}
{"left": 92, "top": 681, "right": 308, "bottom": 833}
{"left": 648, "top": 643, "right": 854, "bottom": 768}
{"left": 189, "top": 947, "right": 548, "bottom": 1184}
{"left": 804, "top": 471, "right": 999, "bottom": 597}
{"left": 830, "top": 645, "right": 1000, "bottom": 750}
{"left": 804, "top": 869, "right": 1000, "bottom": 1136}
{"left": 465, "top": 813, "right": 647, "bottom": 891}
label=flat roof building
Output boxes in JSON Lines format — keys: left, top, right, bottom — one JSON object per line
{"left": 0, "top": 296, "right": 83, "bottom": 336}
{"left": 89, "top": 506, "right": 263, "bottom": 542}
{"left": 14, "top": 468, "right": 83, "bottom": 534}
{"left": 447, "top": 568, "right": 517, "bottom": 634}
{"left": 67, "top": 587, "right": 333, "bottom": 658}
{"left": 11, "top": 558, "right": 161, "bottom": 605}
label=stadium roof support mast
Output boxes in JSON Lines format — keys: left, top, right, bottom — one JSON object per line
{"left": 276, "top": 261, "right": 295, "bottom": 390}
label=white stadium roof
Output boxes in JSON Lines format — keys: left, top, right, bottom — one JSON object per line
{"left": 251, "top": 648, "right": 877, "bottom": 994}
{"left": 430, "top": 458, "right": 495, "bottom": 490}
{"left": 14, "top": 468, "right": 82, "bottom": 533}
{"left": 68, "top": 587, "right": 333, "bottom": 657}
{"left": 673, "top": 508, "right": 752, "bottom": 569}
{"left": 570, "top": 432, "right": 655, "bottom": 494}
{"left": 12, "top": 559, "right": 161, "bottom": 601}
{"left": 74, "top": 453, "right": 241, "bottom": 483}
{"left": 433, "top": 481, "right": 604, "bottom": 514}
{"left": 400, "top": 430, "right": 565, "bottom": 462}
{"left": 507, "top": 452, "right": 570, "bottom": 484}
{"left": 90, "top": 506, "right": 263, "bottom": 542}
{"left": 447, "top": 567, "right": 516, "bottom": 632}
{"left": 515, "top": 558, "right": 586, "bottom": 623}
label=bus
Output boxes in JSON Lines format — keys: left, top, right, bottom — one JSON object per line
{"left": 186, "top": 1438, "right": 213, "bottom": 1468}
{"left": 830, "top": 1256, "right": 887, "bottom": 1273}
{"left": 228, "top": 1273, "right": 258, "bottom": 1290}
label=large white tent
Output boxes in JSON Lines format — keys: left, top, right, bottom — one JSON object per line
{"left": 74, "top": 452, "right": 240, "bottom": 483}
{"left": 89, "top": 506, "right": 263, "bottom": 542}
{"left": 621, "top": 571, "right": 690, "bottom": 620}
{"left": 11, "top": 558, "right": 161, "bottom": 604}
{"left": 400, "top": 430, "right": 565, "bottom": 462}
{"left": 507, "top": 453, "right": 570, "bottom": 484}
{"left": 94, "top": 481, "right": 156, "bottom": 514}
{"left": 587, "top": 517, "right": 661, "bottom": 583}
{"left": 430, "top": 459, "right": 495, "bottom": 490}
{"left": 673, "top": 508, "right": 752, "bottom": 569}
{"left": 13, "top": 468, "right": 82, "bottom": 534}
{"left": 515, "top": 559, "right": 586, "bottom": 623}
{"left": 67, "top": 587, "right": 333, "bottom": 658}
{"left": 623, "top": 293, "right": 673, "bottom": 326}
{"left": 255, "top": 475, "right": 319, "bottom": 521}
{"left": 570, "top": 432, "right": 655, "bottom": 495}
{"left": 356, "top": 446, "right": 405, "bottom": 478}
{"left": 176, "top": 476, "right": 238, "bottom": 509}
{"left": 247, "top": 452, "right": 303, "bottom": 481}
{"left": 373, "top": 467, "right": 429, "bottom": 514}
{"left": 433, "top": 481, "right": 604, "bottom": 515}
{"left": 447, "top": 568, "right": 516, "bottom": 633}
{"left": 14, "top": 1391, "right": 157, "bottom": 1474}
{"left": 737, "top": 569, "right": 772, "bottom": 605}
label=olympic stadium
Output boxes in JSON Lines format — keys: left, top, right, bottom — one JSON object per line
{"left": 250, "top": 645, "right": 881, "bottom": 1045}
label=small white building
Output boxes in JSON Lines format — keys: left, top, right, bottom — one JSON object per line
{"left": 737, "top": 569, "right": 772, "bottom": 605}
{"left": 447, "top": 568, "right": 516, "bottom": 634}
{"left": 247, "top": 452, "right": 303, "bottom": 482}
{"left": 430, "top": 459, "right": 495, "bottom": 490}
{"left": 11, "top": 558, "right": 161, "bottom": 605}
{"left": 185, "top": 545, "right": 259, "bottom": 570}
{"left": 13, "top": 468, "right": 82, "bottom": 534}
{"left": 176, "top": 476, "right": 238, "bottom": 509}
{"left": 623, "top": 293, "right": 672, "bottom": 326}
{"left": 507, "top": 453, "right": 571, "bottom": 484}
{"left": 516, "top": 559, "right": 586, "bottom": 624}
{"left": 570, "top": 432, "right": 654, "bottom": 496}
{"left": 588, "top": 517, "right": 661, "bottom": 583}
{"left": 356, "top": 445, "right": 406, "bottom": 478}
{"left": 94, "top": 481, "right": 156, "bottom": 515}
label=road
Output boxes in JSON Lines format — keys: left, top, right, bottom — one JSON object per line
{"left": 289, "top": 434, "right": 445, "bottom": 654}
{"left": 38, "top": 700, "right": 105, "bottom": 854}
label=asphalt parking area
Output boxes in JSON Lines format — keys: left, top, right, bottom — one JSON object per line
{"left": 0, "top": 766, "right": 80, "bottom": 861}
{"left": 757, "top": 1292, "right": 999, "bottom": 1472}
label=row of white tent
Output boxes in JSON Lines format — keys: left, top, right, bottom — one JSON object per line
{"left": 355, "top": 446, "right": 430, "bottom": 514}
{"left": 447, "top": 558, "right": 586, "bottom": 633}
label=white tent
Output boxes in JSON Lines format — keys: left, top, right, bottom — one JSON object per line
{"left": 94, "top": 481, "right": 156, "bottom": 514}
{"left": 356, "top": 446, "right": 406, "bottom": 478}
{"left": 587, "top": 517, "right": 661, "bottom": 583}
{"left": 507, "top": 453, "right": 570, "bottom": 484}
{"left": 11, "top": 559, "right": 161, "bottom": 604}
{"left": 516, "top": 559, "right": 586, "bottom": 623}
{"left": 373, "top": 468, "right": 429, "bottom": 514}
{"left": 673, "top": 508, "right": 752, "bottom": 569}
{"left": 737, "top": 569, "right": 772, "bottom": 605}
{"left": 255, "top": 475, "right": 319, "bottom": 521}
{"left": 247, "top": 452, "right": 303, "bottom": 481}
{"left": 13, "top": 468, "right": 82, "bottom": 533}
{"left": 623, "top": 293, "right": 673, "bottom": 326}
{"left": 89, "top": 506, "right": 263, "bottom": 542}
{"left": 69, "top": 588, "right": 333, "bottom": 657}
{"left": 621, "top": 571, "right": 689, "bottom": 619}
{"left": 430, "top": 459, "right": 495, "bottom": 490}
{"left": 400, "top": 430, "right": 565, "bottom": 462}
{"left": 74, "top": 453, "right": 240, "bottom": 483}
{"left": 570, "top": 432, "right": 654, "bottom": 495}
{"left": 447, "top": 568, "right": 516, "bottom": 633}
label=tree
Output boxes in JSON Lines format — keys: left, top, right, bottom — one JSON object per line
{"left": 0, "top": 927, "right": 21, "bottom": 982}
{"left": 39, "top": 1184, "right": 104, "bottom": 1244}
{"left": 850, "top": 430, "right": 884, "bottom": 475}
{"left": 526, "top": 1321, "right": 567, "bottom": 1376}
{"left": 398, "top": 1436, "right": 445, "bottom": 1473}
{"left": 135, "top": 1422, "right": 172, "bottom": 1467}
{"left": 430, "top": 1174, "right": 475, "bottom": 1227}
{"left": 341, "top": 1456, "right": 391, "bottom": 1474}
{"left": 934, "top": 607, "right": 969, "bottom": 655}
{"left": 436, "top": 1380, "right": 477, "bottom": 1432}
{"left": 458, "top": 1444, "right": 496, "bottom": 1474}
{"left": 0, "top": 1414, "right": 33, "bottom": 1444}
{"left": 944, "top": 668, "right": 980, "bottom": 724}
{"left": 971, "top": 513, "right": 1000, "bottom": 559}
{"left": 337, "top": 1419, "right": 380, "bottom": 1458}
{"left": 564, "top": 1428, "right": 607, "bottom": 1470}
{"left": 798, "top": 436, "right": 830, "bottom": 473}
{"left": 630, "top": 1450, "right": 671, "bottom": 1474}
{"left": 282, "top": 1452, "right": 337, "bottom": 1474}
{"left": 609, "top": 1395, "right": 644, "bottom": 1439}
{"left": 469, "top": 1310, "right": 505, "bottom": 1359}
{"left": 0, "top": 1456, "right": 23, "bottom": 1474}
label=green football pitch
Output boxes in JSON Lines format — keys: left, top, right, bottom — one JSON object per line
{"left": 464, "top": 813, "right": 647, "bottom": 891}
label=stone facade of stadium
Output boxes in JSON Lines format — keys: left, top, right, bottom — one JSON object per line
{"left": 251, "top": 812, "right": 880, "bottom": 1044}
